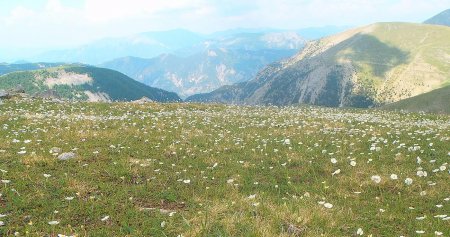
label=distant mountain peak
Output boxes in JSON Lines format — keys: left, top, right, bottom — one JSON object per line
{"left": 424, "top": 9, "right": 450, "bottom": 26}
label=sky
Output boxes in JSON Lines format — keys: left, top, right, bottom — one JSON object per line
{"left": 0, "top": 0, "right": 449, "bottom": 55}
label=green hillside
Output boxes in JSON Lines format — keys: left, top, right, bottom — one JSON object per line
{"left": 382, "top": 85, "right": 450, "bottom": 114}
{"left": 0, "top": 65, "right": 181, "bottom": 102}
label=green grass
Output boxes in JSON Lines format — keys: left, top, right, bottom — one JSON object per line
{"left": 0, "top": 99, "right": 449, "bottom": 236}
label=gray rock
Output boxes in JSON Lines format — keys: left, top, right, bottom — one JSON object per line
{"left": 132, "top": 96, "right": 153, "bottom": 104}
{"left": 57, "top": 152, "right": 76, "bottom": 161}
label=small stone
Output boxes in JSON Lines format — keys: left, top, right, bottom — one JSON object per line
{"left": 49, "top": 147, "right": 62, "bottom": 154}
{"left": 286, "top": 223, "right": 305, "bottom": 236}
{"left": 57, "top": 152, "right": 76, "bottom": 161}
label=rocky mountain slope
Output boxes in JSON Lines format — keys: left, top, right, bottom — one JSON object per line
{"left": 0, "top": 65, "right": 180, "bottom": 102}
{"left": 424, "top": 9, "right": 450, "bottom": 27}
{"left": 187, "top": 23, "right": 450, "bottom": 107}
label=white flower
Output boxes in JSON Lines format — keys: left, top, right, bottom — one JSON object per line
{"left": 48, "top": 220, "right": 59, "bottom": 225}
{"left": 1, "top": 180, "right": 10, "bottom": 184}
{"left": 17, "top": 150, "right": 26, "bottom": 155}
{"left": 0, "top": 221, "right": 4, "bottom": 226}
{"left": 44, "top": 174, "right": 51, "bottom": 178}
{"left": 283, "top": 139, "right": 291, "bottom": 145}
{"left": 183, "top": 179, "right": 191, "bottom": 184}
{"left": 435, "top": 231, "right": 443, "bottom": 236}
{"left": 356, "top": 228, "right": 364, "bottom": 235}
{"left": 324, "top": 203, "right": 333, "bottom": 209}
{"left": 247, "top": 194, "right": 256, "bottom": 199}
{"left": 416, "top": 230, "right": 425, "bottom": 234}
{"left": 390, "top": 174, "right": 398, "bottom": 180}
{"left": 404, "top": 178, "right": 413, "bottom": 185}
{"left": 226, "top": 179, "right": 234, "bottom": 184}
{"left": 330, "top": 158, "right": 337, "bottom": 164}
{"left": 371, "top": 175, "right": 381, "bottom": 183}
{"left": 332, "top": 169, "right": 341, "bottom": 176}
{"left": 101, "top": 216, "right": 110, "bottom": 222}
{"left": 416, "top": 170, "right": 427, "bottom": 177}
{"left": 160, "top": 221, "right": 166, "bottom": 228}
{"left": 65, "top": 197, "right": 74, "bottom": 201}
{"left": 350, "top": 161, "right": 356, "bottom": 167}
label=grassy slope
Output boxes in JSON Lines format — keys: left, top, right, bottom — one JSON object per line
{"left": 0, "top": 100, "right": 448, "bottom": 236}
{"left": 330, "top": 22, "right": 450, "bottom": 103}
{"left": 0, "top": 66, "right": 181, "bottom": 102}
{"left": 382, "top": 85, "right": 450, "bottom": 114}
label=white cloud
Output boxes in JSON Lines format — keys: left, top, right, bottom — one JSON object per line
{"left": 83, "top": 0, "right": 206, "bottom": 23}
{"left": 0, "top": 0, "right": 449, "bottom": 59}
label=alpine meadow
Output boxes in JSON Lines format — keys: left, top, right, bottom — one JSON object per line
{"left": 0, "top": 1, "right": 449, "bottom": 236}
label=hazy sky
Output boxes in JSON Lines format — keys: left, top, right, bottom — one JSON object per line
{"left": 0, "top": 0, "right": 449, "bottom": 51}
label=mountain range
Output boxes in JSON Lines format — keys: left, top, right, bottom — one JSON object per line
{"left": 1, "top": 10, "right": 449, "bottom": 113}
{"left": 101, "top": 32, "right": 307, "bottom": 97}
{"left": 28, "top": 26, "right": 349, "bottom": 65}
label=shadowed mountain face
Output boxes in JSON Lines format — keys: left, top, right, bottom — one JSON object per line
{"left": 424, "top": 9, "right": 450, "bottom": 27}
{"left": 332, "top": 34, "right": 409, "bottom": 77}
{"left": 187, "top": 23, "right": 450, "bottom": 108}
